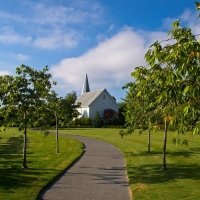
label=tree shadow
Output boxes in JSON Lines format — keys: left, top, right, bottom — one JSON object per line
{"left": 128, "top": 163, "right": 200, "bottom": 185}
{"left": 59, "top": 128, "right": 92, "bottom": 131}
{"left": 125, "top": 149, "right": 196, "bottom": 158}
{"left": 0, "top": 166, "right": 61, "bottom": 190}
{"left": 125, "top": 146, "right": 200, "bottom": 185}
{"left": 0, "top": 136, "right": 46, "bottom": 190}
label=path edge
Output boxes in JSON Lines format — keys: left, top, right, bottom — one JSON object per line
{"left": 36, "top": 133, "right": 85, "bottom": 200}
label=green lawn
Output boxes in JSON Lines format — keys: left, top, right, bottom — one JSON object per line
{"left": 0, "top": 128, "right": 83, "bottom": 200}
{"left": 54, "top": 128, "right": 200, "bottom": 200}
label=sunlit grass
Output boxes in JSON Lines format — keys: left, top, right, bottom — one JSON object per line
{"left": 54, "top": 128, "right": 200, "bottom": 200}
{"left": 0, "top": 128, "right": 83, "bottom": 200}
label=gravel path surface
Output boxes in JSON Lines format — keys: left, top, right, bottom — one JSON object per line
{"left": 38, "top": 134, "right": 131, "bottom": 200}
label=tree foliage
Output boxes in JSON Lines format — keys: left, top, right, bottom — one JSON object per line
{"left": 0, "top": 64, "right": 56, "bottom": 168}
{"left": 122, "top": 2, "right": 200, "bottom": 169}
{"left": 93, "top": 111, "right": 104, "bottom": 128}
{"left": 103, "top": 108, "right": 118, "bottom": 125}
{"left": 59, "top": 91, "right": 81, "bottom": 126}
{"left": 118, "top": 101, "right": 126, "bottom": 126}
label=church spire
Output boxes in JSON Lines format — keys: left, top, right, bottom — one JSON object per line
{"left": 82, "top": 74, "right": 90, "bottom": 94}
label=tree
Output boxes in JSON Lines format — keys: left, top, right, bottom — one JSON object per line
{"left": 34, "top": 91, "right": 80, "bottom": 153}
{"left": 103, "top": 108, "right": 118, "bottom": 125}
{"left": 121, "top": 79, "right": 155, "bottom": 153}
{"left": 122, "top": 2, "right": 200, "bottom": 169}
{"left": 46, "top": 90, "right": 62, "bottom": 153}
{"left": 59, "top": 91, "right": 81, "bottom": 126}
{"left": 93, "top": 111, "right": 103, "bottom": 127}
{"left": 1, "top": 64, "right": 56, "bottom": 168}
{"left": 118, "top": 101, "right": 126, "bottom": 126}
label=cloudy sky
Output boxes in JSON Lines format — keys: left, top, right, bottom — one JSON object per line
{"left": 0, "top": 0, "right": 198, "bottom": 101}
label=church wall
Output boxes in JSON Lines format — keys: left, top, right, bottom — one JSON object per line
{"left": 89, "top": 91, "right": 119, "bottom": 122}
{"left": 77, "top": 107, "right": 89, "bottom": 118}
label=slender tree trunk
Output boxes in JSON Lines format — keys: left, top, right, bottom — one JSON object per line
{"left": 148, "top": 129, "right": 150, "bottom": 153}
{"left": 56, "top": 114, "right": 59, "bottom": 153}
{"left": 162, "top": 120, "right": 168, "bottom": 170}
{"left": 22, "top": 111, "right": 27, "bottom": 168}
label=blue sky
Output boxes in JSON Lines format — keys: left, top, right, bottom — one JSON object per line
{"left": 0, "top": 0, "right": 198, "bottom": 102}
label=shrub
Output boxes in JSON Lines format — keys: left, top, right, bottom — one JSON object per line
{"left": 93, "top": 111, "right": 104, "bottom": 128}
{"left": 72, "top": 117, "right": 91, "bottom": 126}
{"left": 81, "top": 118, "right": 92, "bottom": 126}
{"left": 103, "top": 108, "right": 119, "bottom": 125}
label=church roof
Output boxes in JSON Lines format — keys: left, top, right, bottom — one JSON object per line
{"left": 76, "top": 88, "right": 120, "bottom": 108}
{"left": 76, "top": 89, "right": 104, "bottom": 107}
{"left": 82, "top": 74, "right": 90, "bottom": 94}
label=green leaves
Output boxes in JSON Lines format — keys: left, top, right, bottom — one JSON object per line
{"left": 195, "top": 2, "right": 200, "bottom": 10}
{"left": 172, "top": 20, "right": 179, "bottom": 29}
{"left": 123, "top": 3, "right": 200, "bottom": 144}
{"left": 0, "top": 65, "right": 56, "bottom": 128}
{"left": 172, "top": 137, "right": 189, "bottom": 146}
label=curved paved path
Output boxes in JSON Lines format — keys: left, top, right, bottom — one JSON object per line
{"left": 38, "top": 134, "right": 131, "bottom": 200}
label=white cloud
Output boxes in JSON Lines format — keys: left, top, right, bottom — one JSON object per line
{"left": 179, "top": 10, "right": 200, "bottom": 36}
{"left": 161, "top": 17, "right": 177, "bottom": 30}
{"left": 27, "top": 1, "right": 105, "bottom": 27}
{"left": 14, "top": 54, "right": 29, "bottom": 61}
{"left": 50, "top": 9, "right": 200, "bottom": 96}
{"left": 0, "top": 1, "right": 105, "bottom": 50}
{"left": 0, "top": 11, "right": 26, "bottom": 23}
{"left": 32, "top": 3, "right": 75, "bottom": 25}
{"left": 29, "top": 2, "right": 105, "bottom": 49}
{"left": 179, "top": 10, "right": 197, "bottom": 23}
{"left": 0, "top": 70, "right": 11, "bottom": 76}
{"left": 50, "top": 27, "right": 169, "bottom": 94}
{"left": 34, "top": 29, "right": 81, "bottom": 49}
{"left": 0, "top": 26, "right": 32, "bottom": 44}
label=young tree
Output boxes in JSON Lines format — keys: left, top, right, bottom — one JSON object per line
{"left": 1, "top": 64, "right": 56, "bottom": 168}
{"left": 33, "top": 91, "right": 81, "bottom": 153}
{"left": 121, "top": 68, "right": 159, "bottom": 153}
{"left": 46, "top": 90, "right": 61, "bottom": 153}
{"left": 122, "top": 2, "right": 200, "bottom": 169}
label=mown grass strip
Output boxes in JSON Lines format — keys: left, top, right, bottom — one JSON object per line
{"left": 55, "top": 128, "right": 200, "bottom": 200}
{"left": 0, "top": 128, "right": 83, "bottom": 200}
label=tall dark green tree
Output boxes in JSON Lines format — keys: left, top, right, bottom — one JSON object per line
{"left": 118, "top": 101, "right": 126, "bottom": 126}
{"left": 93, "top": 111, "right": 103, "bottom": 127}
{"left": 59, "top": 91, "right": 81, "bottom": 126}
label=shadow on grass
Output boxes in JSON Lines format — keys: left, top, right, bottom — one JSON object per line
{"left": 0, "top": 166, "right": 60, "bottom": 191}
{"left": 0, "top": 136, "right": 50, "bottom": 190}
{"left": 125, "top": 150, "right": 196, "bottom": 158}
{"left": 58, "top": 128, "right": 93, "bottom": 131}
{"left": 128, "top": 163, "right": 200, "bottom": 185}
{"left": 126, "top": 147, "right": 200, "bottom": 185}
{"left": 0, "top": 137, "right": 23, "bottom": 166}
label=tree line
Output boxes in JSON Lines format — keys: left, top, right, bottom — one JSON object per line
{"left": 0, "top": 64, "right": 126, "bottom": 168}
{"left": 120, "top": 2, "right": 200, "bottom": 170}
{"left": 0, "top": 65, "right": 80, "bottom": 168}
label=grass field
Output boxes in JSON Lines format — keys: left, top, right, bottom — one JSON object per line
{"left": 0, "top": 128, "right": 83, "bottom": 200}
{"left": 54, "top": 128, "right": 200, "bottom": 200}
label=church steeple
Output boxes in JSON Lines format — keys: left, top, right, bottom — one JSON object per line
{"left": 82, "top": 74, "right": 90, "bottom": 94}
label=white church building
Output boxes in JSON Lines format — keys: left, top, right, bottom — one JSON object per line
{"left": 76, "top": 74, "right": 119, "bottom": 121}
